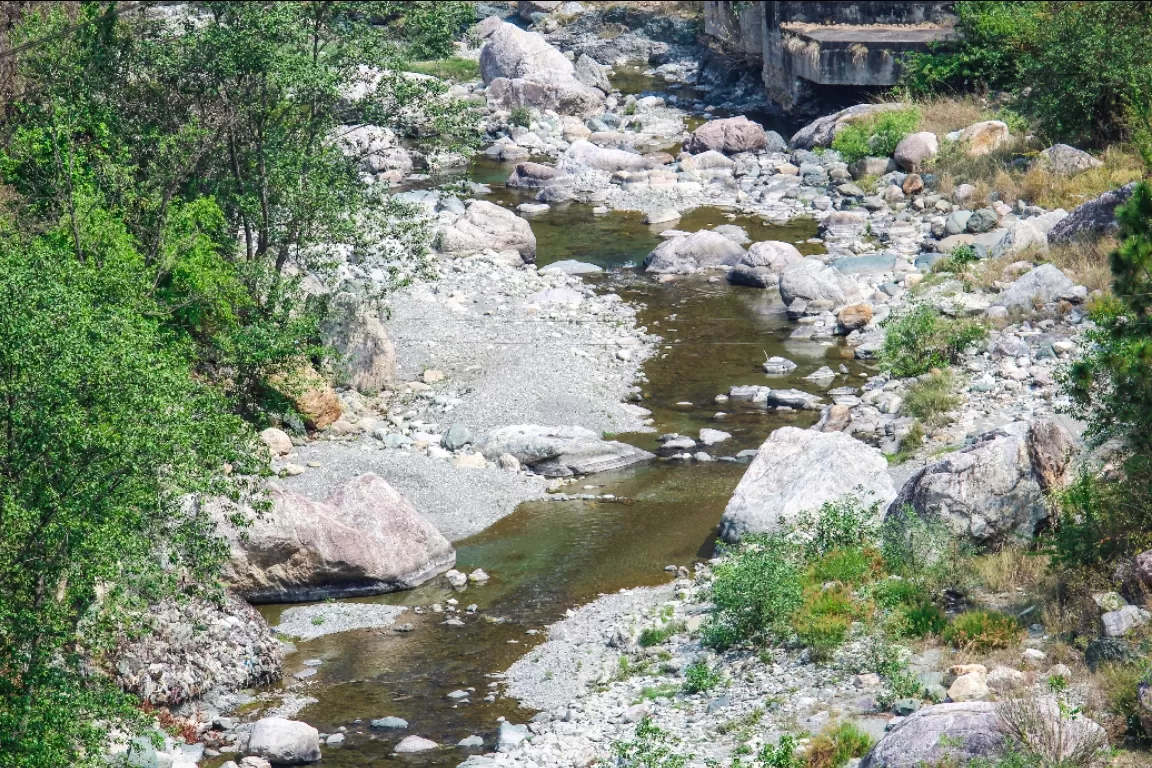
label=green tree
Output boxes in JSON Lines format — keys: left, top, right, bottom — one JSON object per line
{"left": 0, "top": 225, "right": 262, "bottom": 768}
{"left": 2, "top": 1, "right": 476, "bottom": 415}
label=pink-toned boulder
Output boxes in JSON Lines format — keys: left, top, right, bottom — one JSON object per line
{"left": 959, "top": 120, "right": 1010, "bottom": 156}
{"left": 683, "top": 116, "right": 769, "bottom": 154}
{"left": 222, "top": 473, "right": 455, "bottom": 603}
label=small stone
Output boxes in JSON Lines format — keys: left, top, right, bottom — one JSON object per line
{"left": 371, "top": 716, "right": 409, "bottom": 730}
{"left": 947, "top": 672, "right": 989, "bottom": 702}
{"left": 497, "top": 452, "right": 521, "bottom": 472}
{"left": 458, "top": 735, "right": 485, "bottom": 748}
{"left": 468, "top": 569, "right": 490, "bottom": 583}
{"left": 987, "top": 666, "right": 1027, "bottom": 693}
{"left": 1021, "top": 648, "right": 1047, "bottom": 668}
{"left": 444, "top": 570, "right": 468, "bottom": 588}
{"left": 1102, "top": 605, "right": 1151, "bottom": 637}
{"left": 498, "top": 722, "right": 530, "bottom": 752}
{"left": 452, "top": 452, "right": 487, "bottom": 469}
{"left": 260, "top": 428, "right": 293, "bottom": 456}
{"left": 326, "top": 733, "right": 345, "bottom": 746}
{"left": 422, "top": 369, "right": 445, "bottom": 384}
{"left": 1092, "top": 591, "right": 1127, "bottom": 613}
{"left": 447, "top": 689, "right": 469, "bottom": 700}
{"left": 394, "top": 735, "right": 439, "bottom": 753}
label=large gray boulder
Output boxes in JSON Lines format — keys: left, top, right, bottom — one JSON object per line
{"left": 643, "top": 231, "right": 746, "bottom": 274}
{"left": 778, "top": 258, "right": 864, "bottom": 308}
{"left": 480, "top": 22, "right": 603, "bottom": 116}
{"left": 718, "top": 427, "right": 896, "bottom": 542}
{"left": 478, "top": 425, "right": 654, "bottom": 477}
{"left": 741, "top": 241, "right": 806, "bottom": 272}
{"left": 321, "top": 291, "right": 395, "bottom": 395}
{"left": 889, "top": 418, "right": 1074, "bottom": 546}
{"left": 994, "top": 264, "right": 1075, "bottom": 310}
{"left": 221, "top": 473, "right": 456, "bottom": 603}
{"left": 893, "top": 131, "right": 939, "bottom": 171}
{"left": 1048, "top": 182, "right": 1137, "bottom": 244}
{"left": 790, "top": 103, "right": 909, "bottom": 150}
{"left": 683, "top": 116, "right": 769, "bottom": 155}
{"left": 1039, "top": 144, "right": 1103, "bottom": 176}
{"left": 113, "top": 591, "right": 283, "bottom": 706}
{"left": 560, "top": 139, "right": 659, "bottom": 173}
{"left": 861, "top": 703, "right": 1006, "bottom": 768}
{"left": 573, "top": 53, "right": 611, "bottom": 92}
{"left": 437, "top": 200, "right": 537, "bottom": 262}
{"left": 248, "top": 718, "right": 321, "bottom": 765}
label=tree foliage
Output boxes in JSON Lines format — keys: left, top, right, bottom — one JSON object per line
{"left": 902, "top": 2, "right": 1152, "bottom": 148}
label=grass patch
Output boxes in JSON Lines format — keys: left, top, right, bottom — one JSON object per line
{"left": 792, "top": 585, "right": 862, "bottom": 661}
{"left": 943, "top": 609, "right": 1024, "bottom": 651}
{"left": 971, "top": 546, "right": 1050, "bottom": 593}
{"left": 635, "top": 683, "right": 681, "bottom": 703}
{"left": 509, "top": 106, "right": 533, "bottom": 127}
{"left": 805, "top": 721, "right": 876, "bottom": 768}
{"left": 809, "top": 547, "right": 883, "bottom": 587}
{"left": 639, "top": 621, "right": 685, "bottom": 647}
{"left": 1044, "top": 237, "right": 1117, "bottom": 295}
{"left": 405, "top": 57, "right": 480, "bottom": 82}
{"left": 886, "top": 420, "right": 925, "bottom": 465}
{"left": 904, "top": 370, "right": 962, "bottom": 426}
{"left": 912, "top": 94, "right": 991, "bottom": 137}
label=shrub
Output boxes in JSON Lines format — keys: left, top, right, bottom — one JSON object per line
{"left": 509, "top": 106, "right": 533, "bottom": 127}
{"left": 880, "top": 304, "right": 987, "bottom": 378}
{"left": 881, "top": 505, "right": 975, "bottom": 594}
{"left": 893, "top": 600, "right": 948, "bottom": 639}
{"left": 639, "top": 622, "right": 685, "bottom": 648}
{"left": 1095, "top": 663, "right": 1149, "bottom": 739}
{"left": 793, "top": 493, "right": 882, "bottom": 558}
{"left": 904, "top": 370, "right": 962, "bottom": 426}
{"left": 933, "top": 245, "right": 980, "bottom": 275}
{"left": 682, "top": 659, "right": 724, "bottom": 694}
{"left": 703, "top": 535, "right": 804, "bottom": 650}
{"left": 751, "top": 735, "right": 804, "bottom": 768}
{"left": 805, "top": 722, "right": 876, "bottom": 768}
{"left": 867, "top": 639, "right": 926, "bottom": 707}
{"left": 943, "top": 610, "right": 1023, "bottom": 651}
{"left": 832, "top": 108, "right": 921, "bottom": 163}
{"left": 612, "top": 717, "right": 691, "bottom": 768}
{"left": 871, "top": 578, "right": 931, "bottom": 609}
{"left": 406, "top": 56, "right": 481, "bottom": 82}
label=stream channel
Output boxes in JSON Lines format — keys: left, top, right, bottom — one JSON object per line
{"left": 247, "top": 76, "right": 869, "bottom": 768}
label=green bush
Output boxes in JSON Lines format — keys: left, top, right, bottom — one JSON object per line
{"left": 831, "top": 108, "right": 921, "bottom": 162}
{"left": 901, "top": 1, "right": 1152, "bottom": 148}
{"left": 792, "top": 586, "right": 860, "bottom": 661}
{"left": 703, "top": 535, "right": 804, "bottom": 650}
{"left": 870, "top": 578, "right": 930, "bottom": 609}
{"left": 933, "top": 244, "right": 980, "bottom": 275}
{"left": 793, "top": 493, "right": 882, "bottom": 558}
{"left": 509, "top": 106, "right": 533, "bottom": 127}
{"left": 612, "top": 717, "right": 691, "bottom": 768}
{"left": 881, "top": 505, "right": 975, "bottom": 595}
{"left": 805, "top": 722, "right": 876, "bottom": 768}
{"left": 943, "top": 610, "right": 1023, "bottom": 651}
{"left": 894, "top": 600, "right": 947, "bottom": 639}
{"left": 880, "top": 304, "right": 987, "bottom": 378}
{"left": 682, "top": 659, "right": 724, "bottom": 694}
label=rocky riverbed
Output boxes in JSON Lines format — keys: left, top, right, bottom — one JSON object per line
{"left": 125, "top": 3, "right": 1145, "bottom": 768}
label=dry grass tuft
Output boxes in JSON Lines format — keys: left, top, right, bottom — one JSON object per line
{"left": 972, "top": 546, "right": 1051, "bottom": 594}
{"left": 914, "top": 94, "right": 990, "bottom": 137}
{"left": 1021, "top": 146, "right": 1146, "bottom": 210}
{"left": 1045, "top": 237, "right": 1118, "bottom": 295}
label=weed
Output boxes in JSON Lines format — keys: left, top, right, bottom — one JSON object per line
{"left": 715, "top": 706, "right": 764, "bottom": 736}
{"left": 972, "top": 547, "right": 1049, "bottom": 593}
{"left": 792, "top": 586, "right": 861, "bottom": 661}
{"left": 943, "top": 610, "right": 1024, "bottom": 651}
{"left": 639, "top": 621, "right": 686, "bottom": 648}
{"left": 747, "top": 734, "right": 804, "bottom": 768}
{"left": 871, "top": 578, "right": 931, "bottom": 609}
{"left": 682, "top": 659, "right": 724, "bottom": 694}
{"left": 612, "top": 717, "right": 691, "bottom": 768}
{"left": 792, "top": 492, "right": 883, "bottom": 558}
{"left": 311, "top": 615, "right": 325, "bottom": 626}
{"left": 809, "top": 547, "right": 884, "bottom": 587}
{"left": 892, "top": 600, "right": 947, "bottom": 639}
{"left": 703, "top": 535, "right": 804, "bottom": 650}
{"left": 886, "top": 420, "right": 925, "bottom": 465}
{"left": 904, "top": 370, "right": 962, "bottom": 426}
{"left": 509, "top": 106, "right": 532, "bottom": 127}
{"left": 636, "top": 683, "right": 681, "bottom": 703}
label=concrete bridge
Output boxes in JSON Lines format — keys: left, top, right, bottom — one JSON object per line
{"left": 703, "top": 1, "right": 957, "bottom": 114}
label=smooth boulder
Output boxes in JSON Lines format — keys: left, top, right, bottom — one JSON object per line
{"left": 643, "top": 231, "right": 746, "bottom": 274}
{"left": 1039, "top": 144, "right": 1102, "bottom": 176}
{"left": 683, "top": 116, "right": 769, "bottom": 154}
{"left": 860, "top": 703, "right": 1005, "bottom": 768}
{"left": 994, "top": 264, "right": 1075, "bottom": 310}
{"left": 779, "top": 258, "right": 864, "bottom": 308}
{"left": 719, "top": 427, "right": 895, "bottom": 542}
{"left": 438, "top": 200, "right": 537, "bottom": 262}
{"left": 561, "top": 139, "right": 659, "bottom": 173}
{"left": 889, "top": 418, "right": 1074, "bottom": 546}
{"left": 740, "top": 241, "right": 806, "bottom": 273}
{"left": 958, "top": 120, "right": 1010, "bottom": 156}
{"left": 1048, "top": 183, "right": 1137, "bottom": 244}
{"left": 478, "top": 425, "right": 654, "bottom": 477}
{"left": 248, "top": 718, "right": 321, "bottom": 765}
{"left": 221, "top": 473, "right": 456, "bottom": 603}
{"left": 321, "top": 291, "right": 396, "bottom": 394}
{"left": 894, "top": 132, "right": 939, "bottom": 171}
{"left": 480, "top": 22, "right": 602, "bottom": 116}
{"left": 506, "top": 162, "right": 571, "bottom": 189}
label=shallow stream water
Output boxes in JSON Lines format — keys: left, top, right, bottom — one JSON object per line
{"left": 241, "top": 100, "right": 868, "bottom": 768}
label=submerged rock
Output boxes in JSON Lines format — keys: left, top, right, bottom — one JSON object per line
{"left": 643, "top": 230, "right": 746, "bottom": 274}
{"left": 719, "top": 427, "right": 895, "bottom": 542}
{"left": 478, "top": 424, "right": 654, "bottom": 477}
{"left": 220, "top": 473, "right": 456, "bottom": 602}
{"left": 778, "top": 258, "right": 864, "bottom": 308}
{"left": 248, "top": 718, "right": 321, "bottom": 765}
